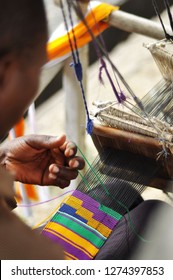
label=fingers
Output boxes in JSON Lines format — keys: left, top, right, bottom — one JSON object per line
{"left": 59, "top": 142, "right": 85, "bottom": 169}
{"left": 49, "top": 164, "right": 78, "bottom": 180}
{"left": 48, "top": 175, "right": 71, "bottom": 189}
{"left": 60, "top": 141, "right": 77, "bottom": 158}
{"left": 25, "top": 134, "right": 67, "bottom": 150}
{"left": 68, "top": 156, "right": 85, "bottom": 170}
{"left": 53, "top": 141, "right": 85, "bottom": 170}
{"left": 48, "top": 141, "right": 78, "bottom": 165}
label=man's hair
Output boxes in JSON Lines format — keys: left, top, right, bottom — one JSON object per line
{"left": 0, "top": 0, "right": 48, "bottom": 56}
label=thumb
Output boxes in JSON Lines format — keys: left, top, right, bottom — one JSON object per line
{"left": 24, "top": 134, "right": 66, "bottom": 150}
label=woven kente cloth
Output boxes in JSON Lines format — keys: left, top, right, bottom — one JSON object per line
{"left": 42, "top": 190, "right": 122, "bottom": 260}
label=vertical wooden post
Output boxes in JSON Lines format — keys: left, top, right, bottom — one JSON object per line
{"left": 60, "top": 0, "right": 90, "bottom": 190}
{"left": 63, "top": 44, "right": 89, "bottom": 189}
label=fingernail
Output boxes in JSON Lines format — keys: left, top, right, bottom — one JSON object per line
{"left": 72, "top": 161, "right": 79, "bottom": 168}
{"left": 53, "top": 166, "right": 59, "bottom": 173}
{"left": 49, "top": 173, "right": 57, "bottom": 180}
{"left": 69, "top": 149, "right": 74, "bottom": 156}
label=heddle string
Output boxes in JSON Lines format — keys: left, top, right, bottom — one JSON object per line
{"left": 60, "top": 0, "right": 93, "bottom": 134}
{"left": 152, "top": 0, "right": 173, "bottom": 40}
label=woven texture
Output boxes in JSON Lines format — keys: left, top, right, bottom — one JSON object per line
{"left": 42, "top": 190, "right": 122, "bottom": 260}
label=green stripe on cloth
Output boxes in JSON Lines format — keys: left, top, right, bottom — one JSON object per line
{"left": 99, "top": 204, "right": 122, "bottom": 220}
{"left": 52, "top": 211, "right": 105, "bottom": 248}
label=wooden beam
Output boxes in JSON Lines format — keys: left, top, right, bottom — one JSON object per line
{"left": 108, "top": 10, "right": 172, "bottom": 40}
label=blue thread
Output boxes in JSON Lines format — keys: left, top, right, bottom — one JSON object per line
{"left": 87, "top": 119, "right": 94, "bottom": 135}
{"left": 74, "top": 61, "right": 83, "bottom": 82}
{"left": 70, "top": 61, "right": 93, "bottom": 135}
{"left": 64, "top": 0, "right": 93, "bottom": 135}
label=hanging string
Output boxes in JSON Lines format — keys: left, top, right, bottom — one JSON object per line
{"left": 60, "top": 0, "right": 93, "bottom": 134}
{"left": 152, "top": 0, "right": 173, "bottom": 40}
{"left": 67, "top": 0, "right": 94, "bottom": 134}
{"left": 76, "top": 1, "right": 126, "bottom": 104}
{"left": 78, "top": 171, "right": 100, "bottom": 202}
{"left": 67, "top": 0, "right": 81, "bottom": 64}
{"left": 164, "top": 0, "right": 173, "bottom": 33}
{"left": 89, "top": 2, "right": 126, "bottom": 101}
{"left": 72, "top": 1, "right": 145, "bottom": 112}
{"left": 59, "top": 0, "right": 77, "bottom": 63}
{"left": 99, "top": 57, "right": 125, "bottom": 103}
{"left": 77, "top": 145, "right": 153, "bottom": 243}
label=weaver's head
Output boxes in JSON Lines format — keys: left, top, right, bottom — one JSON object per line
{"left": 0, "top": 0, "right": 48, "bottom": 140}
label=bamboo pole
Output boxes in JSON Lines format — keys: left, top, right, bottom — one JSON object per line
{"left": 108, "top": 10, "right": 172, "bottom": 40}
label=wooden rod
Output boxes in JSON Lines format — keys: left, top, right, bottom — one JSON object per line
{"left": 108, "top": 10, "right": 172, "bottom": 40}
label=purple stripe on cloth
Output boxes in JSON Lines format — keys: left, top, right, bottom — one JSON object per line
{"left": 73, "top": 203, "right": 118, "bottom": 229}
{"left": 42, "top": 230, "right": 92, "bottom": 260}
{"left": 72, "top": 190, "right": 119, "bottom": 228}
{"left": 80, "top": 202, "right": 100, "bottom": 213}
{"left": 92, "top": 212, "right": 119, "bottom": 229}
{"left": 72, "top": 190, "right": 100, "bottom": 207}
{"left": 80, "top": 206, "right": 118, "bottom": 229}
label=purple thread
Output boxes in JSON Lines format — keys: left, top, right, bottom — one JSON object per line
{"left": 17, "top": 190, "right": 74, "bottom": 208}
{"left": 99, "top": 65, "right": 105, "bottom": 85}
{"left": 82, "top": 3, "right": 127, "bottom": 104}
{"left": 119, "top": 91, "right": 127, "bottom": 102}
{"left": 100, "top": 58, "right": 122, "bottom": 103}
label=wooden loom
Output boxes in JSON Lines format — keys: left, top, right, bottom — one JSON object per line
{"left": 41, "top": 43, "right": 173, "bottom": 261}
{"left": 37, "top": 3, "right": 173, "bottom": 262}
{"left": 90, "top": 39, "right": 173, "bottom": 193}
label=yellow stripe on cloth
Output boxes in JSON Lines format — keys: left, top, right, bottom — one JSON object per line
{"left": 65, "top": 251, "right": 78, "bottom": 260}
{"left": 45, "top": 228, "right": 94, "bottom": 259}
{"left": 88, "top": 221, "right": 112, "bottom": 238}
{"left": 45, "top": 222, "right": 99, "bottom": 257}
{"left": 62, "top": 196, "right": 111, "bottom": 237}
{"left": 47, "top": 3, "right": 118, "bottom": 62}
{"left": 65, "top": 196, "right": 94, "bottom": 219}
{"left": 64, "top": 196, "right": 113, "bottom": 238}
{"left": 66, "top": 196, "right": 83, "bottom": 207}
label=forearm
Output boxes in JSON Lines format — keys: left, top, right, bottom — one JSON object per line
{"left": 0, "top": 164, "right": 17, "bottom": 210}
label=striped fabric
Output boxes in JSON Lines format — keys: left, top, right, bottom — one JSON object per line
{"left": 42, "top": 190, "right": 122, "bottom": 260}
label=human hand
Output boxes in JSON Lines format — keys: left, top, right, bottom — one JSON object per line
{"left": 0, "top": 134, "right": 85, "bottom": 188}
